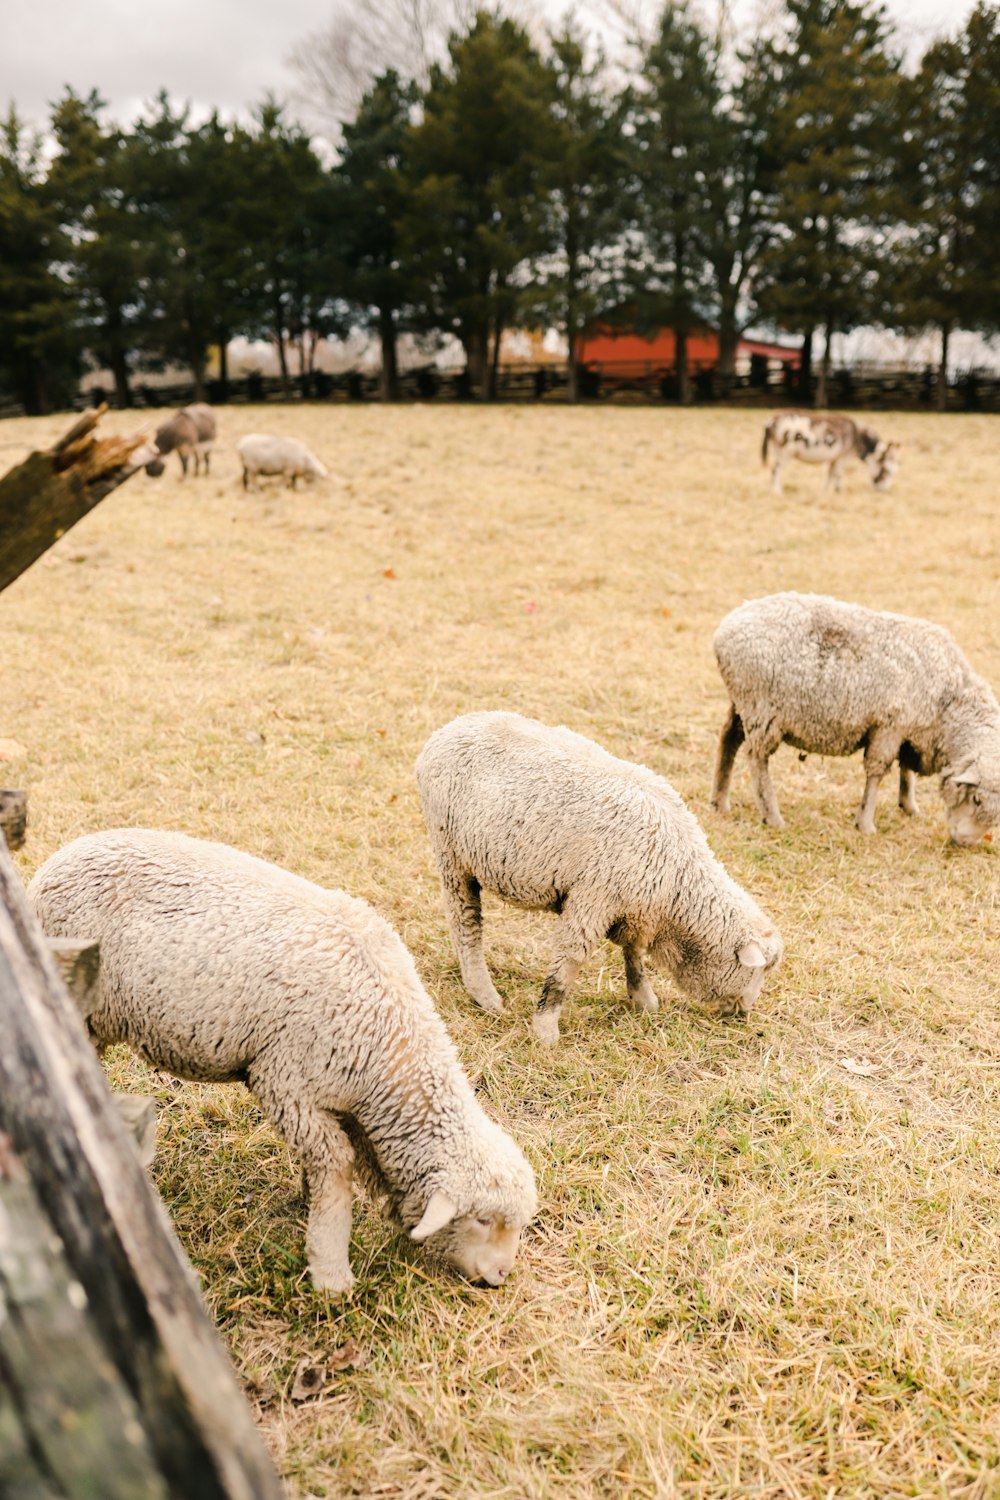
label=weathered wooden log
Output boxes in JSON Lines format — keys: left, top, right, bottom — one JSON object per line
{"left": 0, "top": 405, "right": 155, "bottom": 595}
{"left": 0, "top": 841, "right": 284, "bottom": 1500}
{"left": 0, "top": 788, "right": 27, "bottom": 850}
{"left": 0, "top": 1133, "right": 171, "bottom": 1499}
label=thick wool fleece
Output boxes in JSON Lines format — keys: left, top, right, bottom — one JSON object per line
{"left": 416, "top": 711, "right": 781, "bottom": 1042}
{"left": 28, "top": 829, "right": 537, "bottom": 1293}
{"left": 711, "top": 592, "right": 1000, "bottom": 841}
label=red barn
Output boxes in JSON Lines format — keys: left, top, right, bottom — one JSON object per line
{"left": 575, "top": 319, "right": 800, "bottom": 382}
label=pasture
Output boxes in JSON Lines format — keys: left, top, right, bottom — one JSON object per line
{"left": 2, "top": 402, "right": 999, "bottom": 1499}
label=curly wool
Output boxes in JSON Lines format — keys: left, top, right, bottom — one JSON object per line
{"left": 711, "top": 591, "right": 1000, "bottom": 841}
{"left": 416, "top": 712, "right": 782, "bottom": 1043}
{"left": 28, "top": 829, "right": 537, "bottom": 1292}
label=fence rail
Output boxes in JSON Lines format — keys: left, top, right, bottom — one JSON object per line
{"left": 33, "top": 360, "right": 1000, "bottom": 416}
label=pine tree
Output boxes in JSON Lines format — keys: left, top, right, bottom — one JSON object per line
{"left": 333, "top": 71, "right": 419, "bottom": 400}
{"left": 402, "top": 12, "right": 557, "bottom": 399}
{"left": 757, "top": 0, "right": 899, "bottom": 406}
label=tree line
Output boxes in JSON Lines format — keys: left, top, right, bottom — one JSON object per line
{"left": 2, "top": 0, "right": 999, "bottom": 415}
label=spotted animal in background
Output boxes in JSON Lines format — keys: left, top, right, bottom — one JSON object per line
{"left": 761, "top": 411, "right": 899, "bottom": 496}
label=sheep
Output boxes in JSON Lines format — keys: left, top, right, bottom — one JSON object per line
{"left": 236, "top": 434, "right": 328, "bottom": 491}
{"left": 416, "top": 711, "right": 782, "bottom": 1044}
{"left": 145, "top": 402, "right": 216, "bottom": 479}
{"left": 711, "top": 591, "right": 1000, "bottom": 843}
{"left": 27, "top": 829, "right": 538, "bottom": 1295}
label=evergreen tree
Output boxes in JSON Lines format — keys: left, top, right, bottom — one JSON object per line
{"left": 535, "top": 26, "right": 627, "bottom": 402}
{"left": 46, "top": 91, "right": 140, "bottom": 407}
{"left": 627, "top": 3, "right": 720, "bottom": 403}
{"left": 332, "top": 70, "right": 419, "bottom": 400}
{"left": 402, "top": 11, "right": 557, "bottom": 399}
{"left": 757, "top": 0, "right": 900, "bottom": 406}
{"left": 0, "top": 110, "right": 80, "bottom": 413}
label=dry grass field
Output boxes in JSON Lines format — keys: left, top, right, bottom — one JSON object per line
{"left": 2, "top": 401, "right": 999, "bottom": 1499}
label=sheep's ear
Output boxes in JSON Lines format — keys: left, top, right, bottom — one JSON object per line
{"left": 410, "top": 1190, "right": 458, "bottom": 1242}
{"left": 737, "top": 940, "right": 766, "bottom": 969}
{"left": 946, "top": 760, "right": 979, "bottom": 787}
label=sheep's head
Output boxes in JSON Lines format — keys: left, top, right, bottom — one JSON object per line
{"left": 940, "top": 751, "right": 1000, "bottom": 845}
{"left": 408, "top": 1151, "right": 538, "bottom": 1287}
{"left": 144, "top": 455, "right": 166, "bottom": 478}
{"left": 651, "top": 922, "right": 783, "bottom": 1019}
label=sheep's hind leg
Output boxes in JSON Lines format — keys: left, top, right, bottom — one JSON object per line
{"left": 437, "top": 857, "right": 504, "bottom": 1013}
{"left": 534, "top": 904, "right": 603, "bottom": 1045}
{"left": 745, "top": 723, "right": 785, "bottom": 829}
{"left": 621, "top": 940, "right": 658, "bottom": 1015}
{"left": 249, "top": 1068, "right": 356, "bottom": 1295}
{"left": 710, "top": 704, "right": 745, "bottom": 814}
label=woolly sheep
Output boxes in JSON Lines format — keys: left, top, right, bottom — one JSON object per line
{"left": 28, "top": 829, "right": 538, "bottom": 1295}
{"left": 416, "top": 712, "right": 782, "bottom": 1044}
{"left": 237, "top": 434, "right": 328, "bottom": 491}
{"left": 711, "top": 591, "right": 1000, "bottom": 843}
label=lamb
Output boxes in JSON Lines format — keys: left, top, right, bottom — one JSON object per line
{"left": 145, "top": 402, "right": 216, "bottom": 478}
{"left": 711, "top": 591, "right": 1000, "bottom": 843}
{"left": 236, "top": 434, "right": 328, "bottom": 491}
{"left": 416, "top": 712, "right": 782, "bottom": 1044}
{"left": 27, "top": 829, "right": 538, "bottom": 1295}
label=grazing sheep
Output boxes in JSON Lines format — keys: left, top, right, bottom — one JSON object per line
{"left": 711, "top": 592, "right": 1000, "bottom": 843}
{"left": 416, "top": 712, "right": 782, "bottom": 1044}
{"left": 762, "top": 412, "right": 899, "bottom": 495}
{"left": 28, "top": 829, "right": 537, "bottom": 1295}
{"left": 237, "top": 434, "right": 328, "bottom": 491}
{"left": 145, "top": 403, "right": 216, "bottom": 479}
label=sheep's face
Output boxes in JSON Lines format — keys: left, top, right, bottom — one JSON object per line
{"left": 652, "top": 926, "right": 783, "bottom": 1019}
{"left": 940, "top": 757, "right": 1000, "bottom": 845}
{"left": 145, "top": 456, "right": 166, "bottom": 477}
{"left": 409, "top": 1181, "right": 535, "bottom": 1287}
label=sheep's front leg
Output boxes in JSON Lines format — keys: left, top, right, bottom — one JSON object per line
{"left": 436, "top": 856, "right": 504, "bottom": 1013}
{"left": 621, "top": 940, "right": 658, "bottom": 1015}
{"left": 771, "top": 456, "right": 784, "bottom": 496}
{"left": 534, "top": 904, "right": 603, "bottom": 1045}
{"left": 856, "top": 732, "right": 900, "bottom": 835}
{"left": 899, "top": 764, "right": 919, "bottom": 816}
{"left": 710, "top": 703, "right": 745, "bottom": 814}
{"left": 249, "top": 1069, "right": 356, "bottom": 1294}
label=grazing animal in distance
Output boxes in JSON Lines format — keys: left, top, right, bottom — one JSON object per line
{"left": 237, "top": 434, "right": 328, "bottom": 491}
{"left": 416, "top": 711, "right": 782, "bottom": 1044}
{"left": 711, "top": 591, "right": 1000, "bottom": 843}
{"left": 28, "top": 829, "right": 537, "bottom": 1295}
{"left": 145, "top": 403, "right": 216, "bottom": 479}
{"left": 761, "top": 411, "right": 898, "bottom": 495}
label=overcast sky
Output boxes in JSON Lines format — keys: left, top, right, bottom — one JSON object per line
{"left": 1, "top": 0, "right": 979, "bottom": 134}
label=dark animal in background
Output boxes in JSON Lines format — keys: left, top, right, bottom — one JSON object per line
{"left": 762, "top": 412, "right": 899, "bottom": 495}
{"left": 145, "top": 403, "right": 216, "bottom": 478}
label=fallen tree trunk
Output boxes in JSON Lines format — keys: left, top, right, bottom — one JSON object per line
{"left": 0, "top": 841, "right": 284, "bottom": 1500}
{"left": 0, "top": 405, "right": 154, "bottom": 595}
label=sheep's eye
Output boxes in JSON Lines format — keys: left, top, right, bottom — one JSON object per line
{"left": 972, "top": 792, "right": 982, "bottom": 809}
{"left": 476, "top": 1216, "right": 493, "bottom": 1230}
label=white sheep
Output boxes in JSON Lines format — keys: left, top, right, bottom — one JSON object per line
{"left": 236, "top": 434, "right": 328, "bottom": 491}
{"left": 416, "top": 712, "right": 782, "bottom": 1044}
{"left": 711, "top": 591, "right": 1000, "bottom": 842}
{"left": 28, "top": 829, "right": 537, "bottom": 1295}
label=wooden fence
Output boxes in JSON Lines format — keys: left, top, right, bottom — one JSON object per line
{"left": 71, "top": 360, "right": 1000, "bottom": 414}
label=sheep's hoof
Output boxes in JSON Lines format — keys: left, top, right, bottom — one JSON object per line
{"left": 309, "top": 1263, "right": 355, "bottom": 1298}
{"left": 531, "top": 1012, "right": 560, "bottom": 1046}
{"left": 626, "top": 983, "right": 659, "bottom": 1015}
{"left": 899, "top": 801, "right": 919, "bottom": 817}
{"left": 711, "top": 798, "right": 731, "bottom": 816}
{"left": 763, "top": 814, "right": 785, "bottom": 831}
{"left": 854, "top": 817, "right": 877, "bottom": 836}
{"left": 472, "top": 991, "right": 504, "bottom": 1015}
